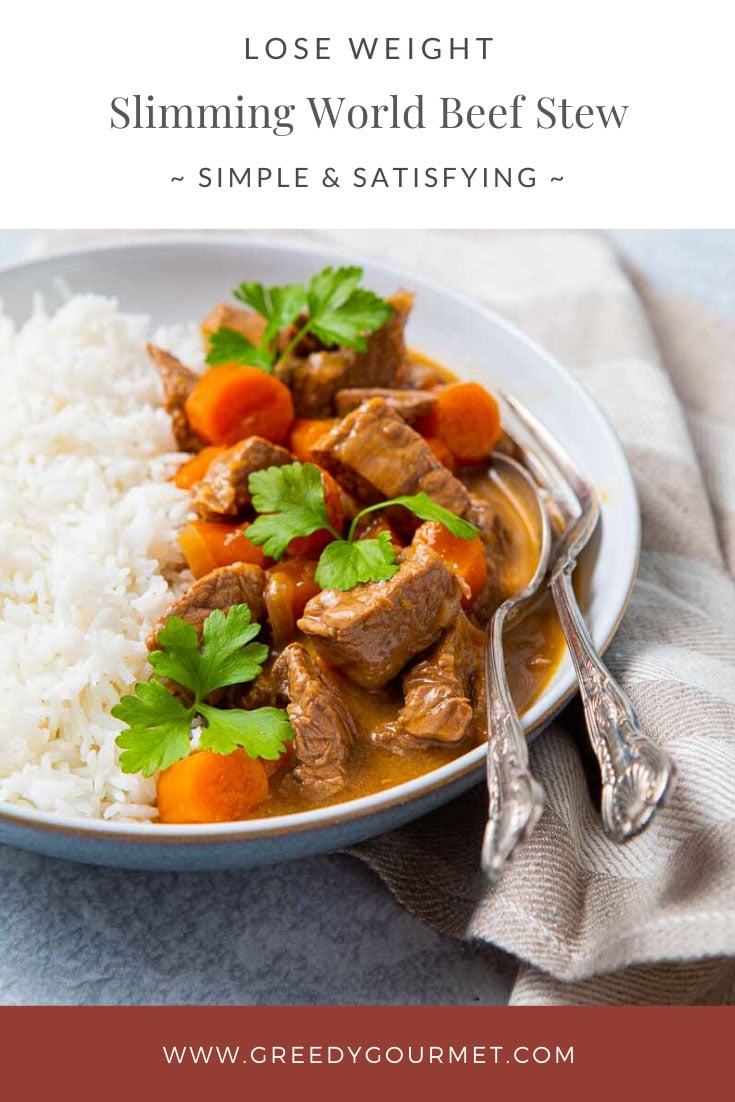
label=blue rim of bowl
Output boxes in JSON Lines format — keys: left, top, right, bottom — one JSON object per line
{"left": 0, "top": 233, "right": 641, "bottom": 845}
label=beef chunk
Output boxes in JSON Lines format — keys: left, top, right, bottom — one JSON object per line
{"left": 272, "top": 642, "right": 356, "bottom": 797}
{"left": 274, "top": 291, "right": 414, "bottom": 417}
{"left": 276, "top": 351, "right": 352, "bottom": 418}
{"left": 349, "top": 289, "right": 413, "bottom": 388}
{"left": 232, "top": 664, "right": 278, "bottom": 711}
{"left": 335, "top": 387, "right": 437, "bottom": 422}
{"left": 464, "top": 492, "right": 518, "bottom": 623}
{"left": 214, "top": 663, "right": 278, "bottom": 715}
{"left": 201, "top": 302, "right": 267, "bottom": 345}
{"left": 146, "top": 562, "right": 265, "bottom": 649}
{"left": 297, "top": 546, "right": 466, "bottom": 689}
{"left": 398, "top": 359, "right": 447, "bottom": 390}
{"left": 148, "top": 344, "right": 203, "bottom": 452}
{"left": 192, "top": 436, "right": 293, "bottom": 519}
{"left": 391, "top": 612, "right": 486, "bottom": 745}
{"left": 311, "top": 397, "right": 470, "bottom": 514}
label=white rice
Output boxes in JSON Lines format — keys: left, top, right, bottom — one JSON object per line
{"left": 0, "top": 295, "right": 204, "bottom": 821}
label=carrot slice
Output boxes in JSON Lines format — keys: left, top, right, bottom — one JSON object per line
{"left": 157, "top": 749, "right": 269, "bottom": 824}
{"left": 185, "top": 365, "right": 294, "bottom": 447}
{"left": 413, "top": 521, "right": 488, "bottom": 607}
{"left": 173, "top": 445, "right": 225, "bottom": 490}
{"left": 265, "top": 559, "right": 321, "bottom": 647}
{"left": 417, "top": 382, "right": 501, "bottom": 466}
{"left": 286, "top": 469, "right": 345, "bottom": 558}
{"left": 179, "top": 519, "right": 270, "bottom": 578}
{"left": 289, "top": 417, "right": 337, "bottom": 463}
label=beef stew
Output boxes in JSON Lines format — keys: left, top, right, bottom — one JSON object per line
{"left": 114, "top": 266, "right": 567, "bottom": 824}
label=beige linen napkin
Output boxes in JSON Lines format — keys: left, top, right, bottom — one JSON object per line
{"left": 27, "top": 228, "right": 735, "bottom": 1004}
{"left": 322, "top": 229, "right": 735, "bottom": 1006}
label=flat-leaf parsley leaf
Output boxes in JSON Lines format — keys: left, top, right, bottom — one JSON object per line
{"left": 112, "top": 604, "right": 292, "bottom": 777}
{"left": 304, "top": 267, "right": 393, "bottom": 353}
{"left": 315, "top": 530, "right": 399, "bottom": 591}
{"left": 113, "top": 680, "right": 193, "bottom": 776}
{"left": 206, "top": 327, "right": 275, "bottom": 371}
{"left": 247, "top": 461, "right": 341, "bottom": 559}
{"left": 198, "top": 705, "right": 294, "bottom": 759}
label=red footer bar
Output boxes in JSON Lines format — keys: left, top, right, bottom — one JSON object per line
{"left": 0, "top": 1005, "right": 728, "bottom": 1099}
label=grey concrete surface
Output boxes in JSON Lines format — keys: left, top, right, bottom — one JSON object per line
{"left": 0, "top": 845, "right": 516, "bottom": 1005}
{"left": 0, "top": 230, "right": 731, "bottom": 1006}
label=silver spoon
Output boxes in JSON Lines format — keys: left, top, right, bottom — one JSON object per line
{"left": 501, "top": 392, "right": 677, "bottom": 842}
{"left": 481, "top": 452, "right": 552, "bottom": 880}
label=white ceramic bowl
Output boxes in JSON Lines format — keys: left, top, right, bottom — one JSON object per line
{"left": 0, "top": 236, "right": 639, "bottom": 869}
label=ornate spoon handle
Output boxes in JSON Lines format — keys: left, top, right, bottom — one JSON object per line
{"left": 551, "top": 567, "right": 677, "bottom": 841}
{"left": 482, "top": 608, "right": 545, "bottom": 878}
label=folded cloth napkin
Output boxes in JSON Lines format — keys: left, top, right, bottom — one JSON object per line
{"left": 317, "top": 228, "right": 734, "bottom": 1006}
{"left": 29, "top": 228, "right": 735, "bottom": 1005}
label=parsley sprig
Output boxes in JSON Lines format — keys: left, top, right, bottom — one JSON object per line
{"left": 205, "top": 266, "right": 393, "bottom": 373}
{"left": 112, "top": 605, "right": 293, "bottom": 777}
{"left": 246, "top": 462, "right": 479, "bottom": 591}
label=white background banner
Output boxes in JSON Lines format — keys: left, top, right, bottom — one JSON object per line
{"left": 1, "top": 0, "right": 733, "bottom": 227}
